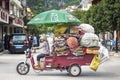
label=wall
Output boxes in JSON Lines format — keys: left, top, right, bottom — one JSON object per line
{"left": 0, "top": 26, "right": 2, "bottom": 40}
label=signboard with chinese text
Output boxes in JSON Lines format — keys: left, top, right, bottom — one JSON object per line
{"left": 0, "top": 7, "right": 9, "bottom": 23}
{"left": 12, "top": 17, "right": 24, "bottom": 27}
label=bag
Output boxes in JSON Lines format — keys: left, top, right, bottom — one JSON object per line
{"left": 80, "top": 33, "right": 99, "bottom": 47}
{"left": 78, "top": 23, "right": 95, "bottom": 33}
{"left": 90, "top": 55, "right": 100, "bottom": 71}
{"left": 54, "top": 25, "right": 68, "bottom": 36}
{"left": 98, "top": 45, "right": 109, "bottom": 64}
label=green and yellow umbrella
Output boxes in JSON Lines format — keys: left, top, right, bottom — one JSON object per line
{"left": 27, "top": 10, "right": 80, "bottom": 25}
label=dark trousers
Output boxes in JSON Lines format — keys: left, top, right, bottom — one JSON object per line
{"left": 37, "top": 54, "right": 46, "bottom": 61}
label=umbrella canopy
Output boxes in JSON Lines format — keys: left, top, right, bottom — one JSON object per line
{"left": 27, "top": 10, "right": 80, "bottom": 25}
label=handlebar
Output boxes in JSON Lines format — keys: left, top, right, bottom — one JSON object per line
{"left": 24, "top": 48, "right": 32, "bottom": 58}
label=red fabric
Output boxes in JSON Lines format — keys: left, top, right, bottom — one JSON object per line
{"left": 78, "top": 28, "right": 85, "bottom": 35}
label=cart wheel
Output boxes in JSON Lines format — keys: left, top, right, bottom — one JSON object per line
{"left": 68, "top": 64, "right": 81, "bottom": 77}
{"left": 16, "top": 62, "right": 30, "bottom": 75}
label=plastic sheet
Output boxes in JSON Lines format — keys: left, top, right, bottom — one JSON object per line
{"left": 80, "top": 33, "right": 99, "bottom": 47}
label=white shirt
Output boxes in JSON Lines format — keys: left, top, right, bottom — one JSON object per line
{"left": 37, "top": 41, "right": 49, "bottom": 54}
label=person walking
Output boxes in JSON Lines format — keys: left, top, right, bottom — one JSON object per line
{"left": 4, "top": 33, "right": 9, "bottom": 49}
{"left": 33, "top": 34, "right": 38, "bottom": 53}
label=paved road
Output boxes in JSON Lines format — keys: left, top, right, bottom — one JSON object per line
{"left": 0, "top": 51, "right": 120, "bottom": 80}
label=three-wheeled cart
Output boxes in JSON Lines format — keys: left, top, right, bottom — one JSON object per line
{"left": 16, "top": 48, "right": 94, "bottom": 77}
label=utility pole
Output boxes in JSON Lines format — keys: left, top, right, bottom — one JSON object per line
{"left": 116, "top": 30, "right": 118, "bottom": 53}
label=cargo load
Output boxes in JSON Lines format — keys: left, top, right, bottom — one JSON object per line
{"left": 66, "top": 37, "right": 79, "bottom": 49}
{"left": 80, "top": 33, "right": 99, "bottom": 47}
{"left": 78, "top": 23, "right": 95, "bottom": 33}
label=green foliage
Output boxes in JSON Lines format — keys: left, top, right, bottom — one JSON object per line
{"left": 63, "top": 0, "right": 80, "bottom": 8}
{"left": 27, "top": 0, "right": 120, "bottom": 34}
{"left": 72, "top": 10, "right": 88, "bottom": 23}
{"left": 73, "top": 0, "right": 120, "bottom": 33}
{"left": 27, "top": 25, "right": 54, "bottom": 34}
{"left": 27, "top": 0, "right": 81, "bottom": 15}
{"left": 27, "top": 0, "right": 45, "bottom": 15}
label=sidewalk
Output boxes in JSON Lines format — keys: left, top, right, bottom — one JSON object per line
{"left": 109, "top": 51, "right": 120, "bottom": 57}
{"left": 0, "top": 50, "right": 10, "bottom": 55}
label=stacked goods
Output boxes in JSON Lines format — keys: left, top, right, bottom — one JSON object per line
{"left": 54, "top": 38, "right": 70, "bottom": 56}
{"left": 78, "top": 24, "right": 99, "bottom": 54}
{"left": 70, "top": 26, "right": 85, "bottom": 37}
{"left": 54, "top": 40, "right": 66, "bottom": 47}
{"left": 56, "top": 47, "right": 70, "bottom": 56}
{"left": 72, "top": 46, "right": 84, "bottom": 56}
{"left": 53, "top": 23, "right": 109, "bottom": 71}
{"left": 83, "top": 47, "right": 100, "bottom": 55}
{"left": 76, "top": 23, "right": 109, "bottom": 71}
{"left": 70, "top": 27, "right": 79, "bottom": 34}
{"left": 55, "top": 46, "right": 67, "bottom": 52}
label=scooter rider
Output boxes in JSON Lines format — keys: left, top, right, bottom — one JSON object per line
{"left": 34, "top": 35, "right": 50, "bottom": 69}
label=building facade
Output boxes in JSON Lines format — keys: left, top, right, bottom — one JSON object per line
{"left": 0, "top": 0, "right": 25, "bottom": 40}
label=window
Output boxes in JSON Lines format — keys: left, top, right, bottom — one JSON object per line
{"left": 2, "top": 0, "right": 5, "bottom": 8}
{"left": 16, "top": 7, "right": 19, "bottom": 17}
{"left": 14, "top": 6, "right": 17, "bottom": 16}
{"left": 84, "top": 4, "right": 87, "bottom": 8}
{"left": 9, "top": 4, "right": 14, "bottom": 14}
{"left": 13, "top": 35, "right": 26, "bottom": 41}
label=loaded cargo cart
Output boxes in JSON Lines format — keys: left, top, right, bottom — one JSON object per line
{"left": 16, "top": 46, "right": 97, "bottom": 77}
{"left": 19, "top": 9, "right": 109, "bottom": 76}
{"left": 16, "top": 22, "right": 108, "bottom": 76}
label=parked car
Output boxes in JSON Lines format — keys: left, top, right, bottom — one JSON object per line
{"left": 9, "top": 33, "right": 29, "bottom": 53}
{"left": 0, "top": 40, "right": 4, "bottom": 52}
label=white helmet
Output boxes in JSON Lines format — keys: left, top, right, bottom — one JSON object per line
{"left": 40, "top": 34, "right": 47, "bottom": 40}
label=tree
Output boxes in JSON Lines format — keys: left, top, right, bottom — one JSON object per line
{"left": 72, "top": 10, "right": 88, "bottom": 23}
{"left": 27, "top": 0, "right": 45, "bottom": 15}
{"left": 73, "top": 0, "right": 120, "bottom": 33}
{"left": 83, "top": 0, "right": 120, "bottom": 52}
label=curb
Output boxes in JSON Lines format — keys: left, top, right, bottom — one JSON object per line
{"left": 0, "top": 50, "right": 4, "bottom": 55}
{"left": 109, "top": 51, "right": 120, "bottom": 57}
{"left": 0, "top": 50, "right": 10, "bottom": 55}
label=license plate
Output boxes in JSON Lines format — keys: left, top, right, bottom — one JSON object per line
{"left": 16, "top": 46, "right": 22, "bottom": 49}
